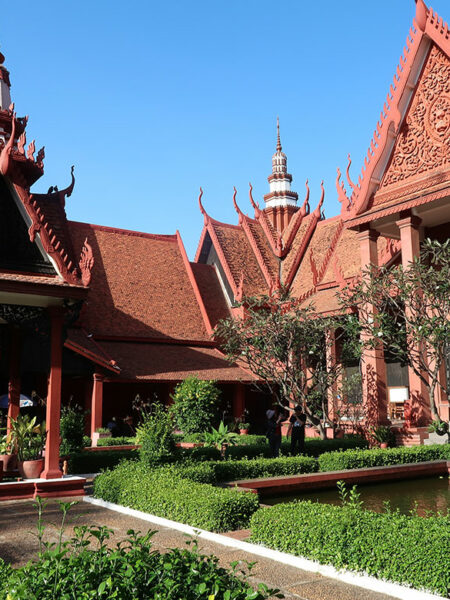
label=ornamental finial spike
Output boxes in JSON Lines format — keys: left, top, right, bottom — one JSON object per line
{"left": 276, "top": 116, "right": 282, "bottom": 152}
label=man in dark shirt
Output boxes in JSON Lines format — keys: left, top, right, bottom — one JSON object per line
{"left": 287, "top": 405, "right": 306, "bottom": 455}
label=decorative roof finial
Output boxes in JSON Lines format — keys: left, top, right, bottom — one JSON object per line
{"left": 276, "top": 116, "right": 282, "bottom": 152}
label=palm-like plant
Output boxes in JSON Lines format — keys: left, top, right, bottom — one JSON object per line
{"left": 203, "top": 421, "right": 240, "bottom": 458}
{"left": 9, "top": 415, "right": 46, "bottom": 461}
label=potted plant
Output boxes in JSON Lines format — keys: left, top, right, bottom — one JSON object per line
{"left": 203, "top": 421, "right": 239, "bottom": 458}
{"left": 238, "top": 422, "right": 250, "bottom": 435}
{"left": 9, "top": 414, "right": 46, "bottom": 478}
{"left": 92, "top": 427, "right": 112, "bottom": 447}
{"left": 371, "top": 425, "right": 392, "bottom": 449}
{"left": 428, "top": 419, "right": 449, "bottom": 437}
{"left": 0, "top": 434, "right": 18, "bottom": 473}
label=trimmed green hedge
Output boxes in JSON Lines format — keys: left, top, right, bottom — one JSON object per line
{"left": 96, "top": 436, "right": 136, "bottom": 447}
{"left": 94, "top": 462, "right": 259, "bottom": 532}
{"left": 68, "top": 449, "right": 137, "bottom": 473}
{"left": 169, "top": 455, "right": 318, "bottom": 484}
{"left": 318, "top": 444, "right": 450, "bottom": 472}
{"left": 250, "top": 502, "right": 450, "bottom": 596}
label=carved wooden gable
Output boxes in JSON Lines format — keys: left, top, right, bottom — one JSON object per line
{"left": 372, "top": 44, "right": 450, "bottom": 208}
{"left": 0, "top": 176, "right": 56, "bottom": 275}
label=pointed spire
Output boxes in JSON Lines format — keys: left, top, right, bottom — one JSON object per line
{"left": 0, "top": 48, "right": 11, "bottom": 110}
{"left": 276, "top": 116, "right": 282, "bottom": 152}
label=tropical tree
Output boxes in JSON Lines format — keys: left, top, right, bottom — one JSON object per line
{"left": 215, "top": 291, "right": 360, "bottom": 439}
{"left": 340, "top": 238, "right": 450, "bottom": 423}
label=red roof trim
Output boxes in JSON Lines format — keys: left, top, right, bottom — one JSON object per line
{"left": 194, "top": 225, "right": 209, "bottom": 263}
{"left": 69, "top": 220, "right": 178, "bottom": 242}
{"left": 207, "top": 221, "right": 240, "bottom": 297}
{"left": 176, "top": 230, "right": 214, "bottom": 336}
{"left": 93, "top": 334, "right": 216, "bottom": 347}
{"left": 340, "top": 2, "right": 450, "bottom": 219}
{"left": 346, "top": 185, "right": 450, "bottom": 228}
{"left": 64, "top": 339, "right": 120, "bottom": 373}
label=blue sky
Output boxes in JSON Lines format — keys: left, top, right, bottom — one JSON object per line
{"left": 2, "top": 0, "right": 448, "bottom": 258}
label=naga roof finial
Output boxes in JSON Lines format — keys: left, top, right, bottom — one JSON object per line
{"left": 198, "top": 187, "right": 211, "bottom": 225}
{"left": 248, "top": 182, "right": 261, "bottom": 215}
{"left": 276, "top": 116, "right": 282, "bottom": 152}
{"left": 232, "top": 186, "right": 244, "bottom": 224}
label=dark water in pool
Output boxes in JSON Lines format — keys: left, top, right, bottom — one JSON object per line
{"left": 265, "top": 476, "right": 450, "bottom": 516}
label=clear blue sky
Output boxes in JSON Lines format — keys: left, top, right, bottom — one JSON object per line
{"left": 2, "top": 0, "right": 448, "bottom": 258}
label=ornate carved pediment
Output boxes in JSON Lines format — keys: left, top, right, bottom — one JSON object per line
{"left": 373, "top": 45, "right": 450, "bottom": 207}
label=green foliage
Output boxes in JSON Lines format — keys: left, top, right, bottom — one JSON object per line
{"left": 171, "top": 376, "right": 221, "bottom": 434}
{"left": 60, "top": 405, "right": 85, "bottom": 455}
{"left": 82, "top": 435, "right": 91, "bottom": 448}
{"left": 67, "top": 449, "right": 137, "bottom": 474}
{"left": 168, "top": 455, "right": 318, "bottom": 484}
{"left": 0, "top": 499, "right": 281, "bottom": 600}
{"left": 93, "top": 462, "right": 259, "bottom": 532}
{"left": 369, "top": 425, "right": 392, "bottom": 444}
{"left": 95, "top": 427, "right": 110, "bottom": 434}
{"left": 139, "top": 402, "right": 176, "bottom": 467}
{"left": 9, "top": 414, "right": 46, "bottom": 461}
{"left": 215, "top": 290, "right": 360, "bottom": 438}
{"left": 428, "top": 419, "right": 449, "bottom": 436}
{"left": 318, "top": 444, "right": 450, "bottom": 472}
{"left": 250, "top": 501, "right": 450, "bottom": 596}
{"left": 340, "top": 238, "right": 450, "bottom": 419}
{"left": 96, "top": 436, "right": 136, "bottom": 447}
{"left": 204, "top": 421, "right": 240, "bottom": 457}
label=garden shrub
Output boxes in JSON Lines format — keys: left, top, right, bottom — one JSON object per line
{"left": 82, "top": 435, "right": 91, "bottom": 448}
{"left": 0, "top": 503, "right": 279, "bottom": 600}
{"left": 169, "top": 455, "right": 318, "bottom": 484}
{"left": 59, "top": 406, "right": 85, "bottom": 455}
{"left": 172, "top": 376, "right": 221, "bottom": 434}
{"left": 318, "top": 443, "right": 450, "bottom": 472}
{"left": 68, "top": 449, "right": 137, "bottom": 473}
{"left": 93, "top": 462, "right": 259, "bottom": 532}
{"left": 139, "top": 402, "right": 176, "bottom": 466}
{"left": 96, "top": 436, "right": 136, "bottom": 447}
{"left": 250, "top": 501, "right": 450, "bottom": 596}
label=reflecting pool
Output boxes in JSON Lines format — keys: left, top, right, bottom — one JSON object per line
{"left": 265, "top": 476, "right": 450, "bottom": 516}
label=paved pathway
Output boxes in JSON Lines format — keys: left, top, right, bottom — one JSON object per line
{"left": 0, "top": 497, "right": 399, "bottom": 600}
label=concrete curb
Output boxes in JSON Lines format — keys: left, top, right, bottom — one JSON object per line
{"left": 83, "top": 496, "right": 444, "bottom": 600}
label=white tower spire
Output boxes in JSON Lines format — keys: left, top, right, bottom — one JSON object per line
{"left": 264, "top": 117, "right": 298, "bottom": 209}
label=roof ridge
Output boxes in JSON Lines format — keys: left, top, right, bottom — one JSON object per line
{"left": 232, "top": 188, "right": 275, "bottom": 289}
{"left": 284, "top": 184, "right": 325, "bottom": 290}
{"left": 69, "top": 220, "right": 178, "bottom": 241}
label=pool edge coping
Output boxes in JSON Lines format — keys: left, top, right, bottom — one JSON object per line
{"left": 83, "top": 495, "right": 445, "bottom": 600}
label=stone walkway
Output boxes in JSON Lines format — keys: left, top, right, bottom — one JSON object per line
{"left": 0, "top": 497, "right": 400, "bottom": 600}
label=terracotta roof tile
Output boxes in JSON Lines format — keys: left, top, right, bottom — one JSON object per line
{"left": 281, "top": 213, "right": 314, "bottom": 282}
{"left": 0, "top": 271, "right": 80, "bottom": 287}
{"left": 290, "top": 218, "right": 341, "bottom": 297}
{"left": 190, "top": 263, "right": 230, "bottom": 329}
{"left": 211, "top": 221, "right": 268, "bottom": 296}
{"left": 247, "top": 221, "right": 279, "bottom": 281}
{"left": 68, "top": 221, "right": 209, "bottom": 341}
{"left": 99, "top": 341, "right": 254, "bottom": 382}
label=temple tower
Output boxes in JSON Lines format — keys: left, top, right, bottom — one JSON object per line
{"left": 263, "top": 117, "right": 298, "bottom": 233}
{"left": 0, "top": 51, "right": 11, "bottom": 110}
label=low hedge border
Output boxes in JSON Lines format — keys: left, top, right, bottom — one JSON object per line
{"left": 96, "top": 436, "right": 136, "bottom": 447}
{"left": 168, "top": 455, "right": 318, "bottom": 484}
{"left": 68, "top": 449, "right": 137, "bottom": 473}
{"left": 93, "top": 462, "right": 259, "bottom": 532}
{"left": 318, "top": 444, "right": 450, "bottom": 472}
{"left": 249, "top": 502, "right": 450, "bottom": 597}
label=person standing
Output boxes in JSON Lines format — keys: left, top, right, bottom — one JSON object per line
{"left": 287, "top": 406, "right": 306, "bottom": 455}
{"left": 266, "top": 405, "right": 284, "bottom": 458}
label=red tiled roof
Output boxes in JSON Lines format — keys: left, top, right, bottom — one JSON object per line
{"left": 190, "top": 263, "right": 230, "bottom": 329}
{"left": 246, "top": 220, "right": 279, "bottom": 282}
{"left": 210, "top": 220, "right": 268, "bottom": 296}
{"left": 0, "top": 271, "right": 81, "bottom": 287}
{"left": 65, "top": 328, "right": 120, "bottom": 373}
{"left": 99, "top": 341, "right": 255, "bottom": 382}
{"left": 68, "top": 221, "right": 210, "bottom": 341}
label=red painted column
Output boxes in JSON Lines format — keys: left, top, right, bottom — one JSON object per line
{"left": 396, "top": 214, "right": 430, "bottom": 425}
{"left": 42, "top": 308, "right": 64, "bottom": 480}
{"left": 90, "top": 373, "right": 105, "bottom": 437}
{"left": 325, "top": 329, "right": 338, "bottom": 433}
{"left": 357, "top": 228, "right": 388, "bottom": 426}
{"left": 6, "top": 327, "right": 21, "bottom": 435}
{"left": 233, "top": 383, "right": 245, "bottom": 420}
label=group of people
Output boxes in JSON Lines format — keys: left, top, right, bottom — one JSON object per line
{"left": 266, "top": 404, "right": 306, "bottom": 458}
